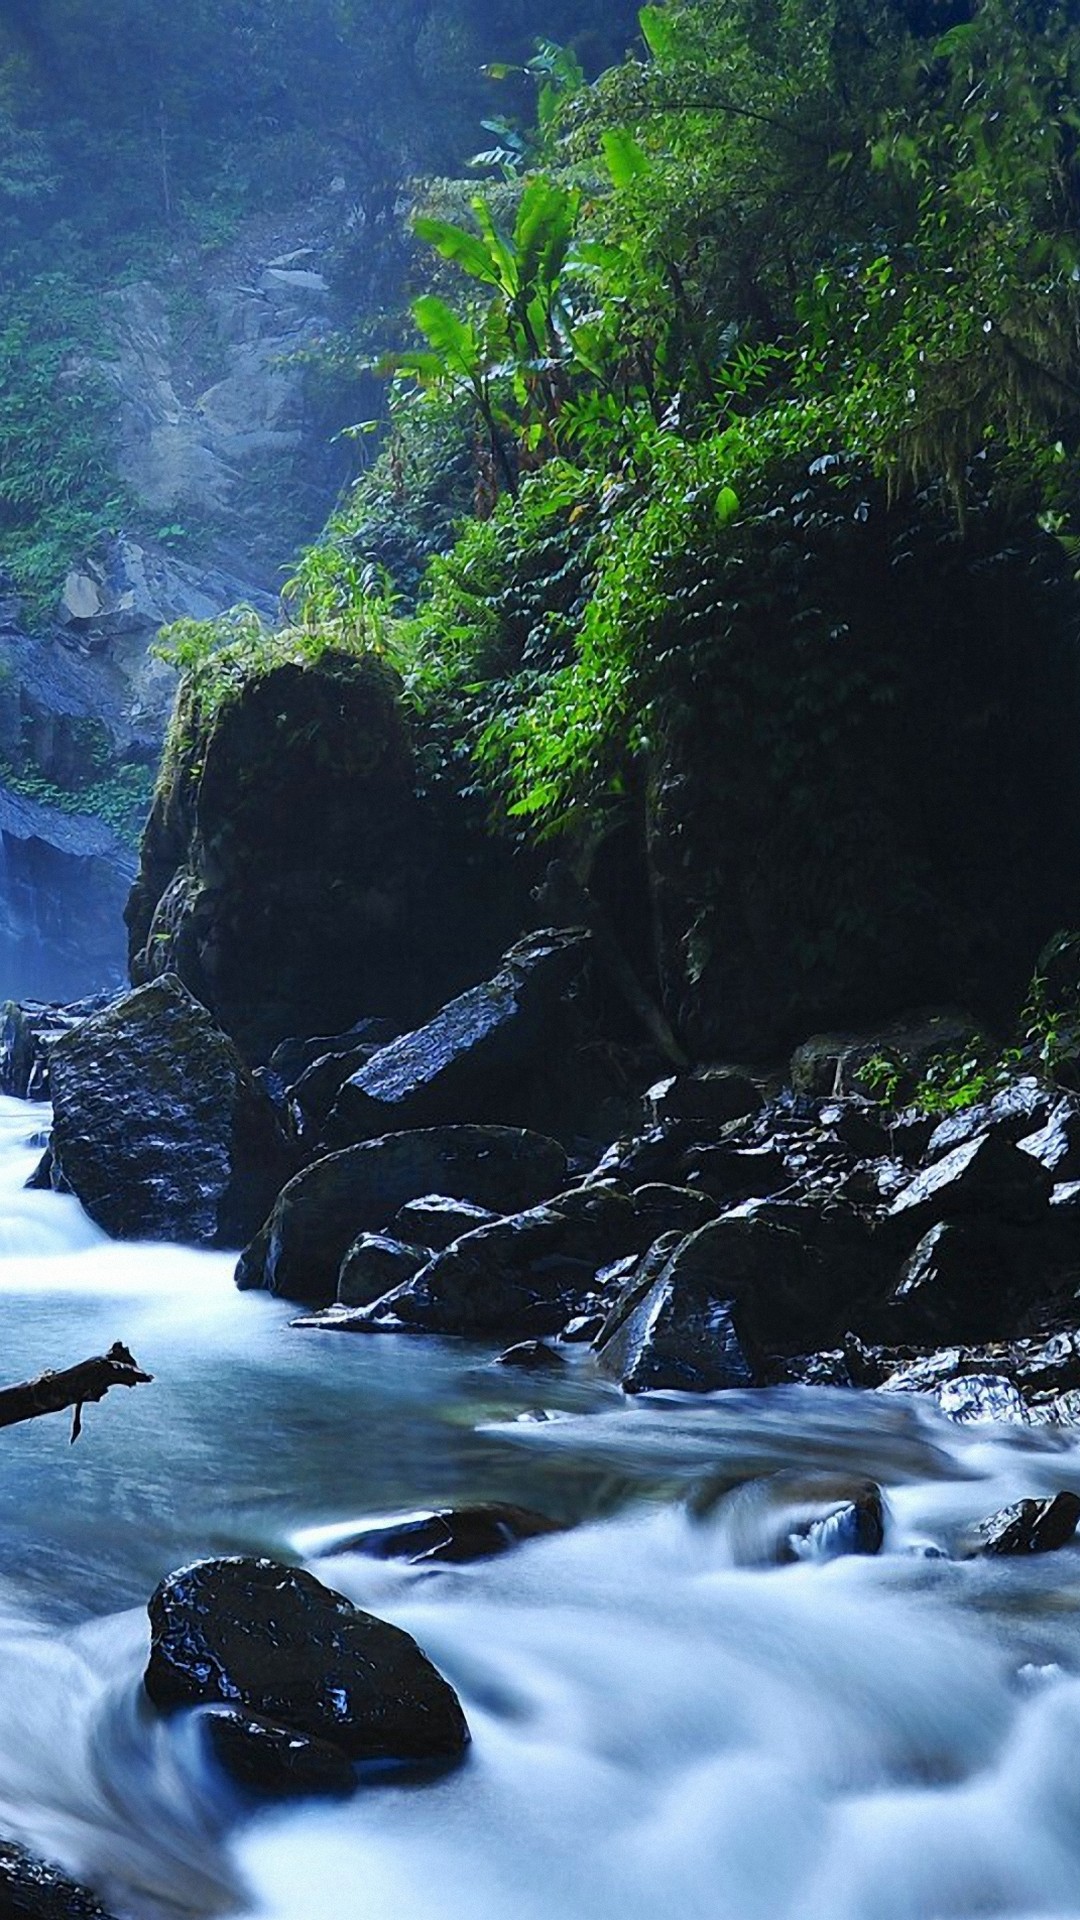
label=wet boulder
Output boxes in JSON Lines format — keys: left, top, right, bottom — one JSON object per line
{"left": 879, "top": 1355, "right": 1030, "bottom": 1425}
{"left": 46, "top": 975, "right": 295, "bottom": 1245}
{"left": 643, "top": 1070, "right": 761, "bottom": 1128}
{"left": 681, "top": 1144, "right": 789, "bottom": 1206}
{"left": 631, "top": 1183, "right": 717, "bottom": 1241}
{"left": 883, "top": 1219, "right": 1018, "bottom": 1343}
{"left": 326, "top": 929, "right": 590, "bottom": 1145}
{"left": 340, "top": 1185, "right": 639, "bottom": 1336}
{"left": 0, "top": 1841, "right": 116, "bottom": 1918}
{"left": 145, "top": 1557, "right": 469, "bottom": 1767}
{"left": 886, "top": 1132, "right": 1054, "bottom": 1236}
{"left": 924, "top": 1078, "right": 1056, "bottom": 1161}
{"left": 201, "top": 1709, "right": 357, "bottom": 1800}
{"left": 595, "top": 1262, "right": 757, "bottom": 1396}
{"left": 1017, "top": 1102, "right": 1080, "bottom": 1183}
{"left": 390, "top": 1195, "right": 501, "bottom": 1252}
{"left": 694, "top": 1472, "right": 885, "bottom": 1564}
{"left": 337, "top": 1235, "right": 426, "bottom": 1308}
{"left": 267, "top": 1019, "right": 398, "bottom": 1095}
{"left": 237, "top": 1125, "right": 566, "bottom": 1305}
{"left": 964, "top": 1491, "right": 1080, "bottom": 1557}
{"left": 676, "top": 1202, "right": 871, "bottom": 1350}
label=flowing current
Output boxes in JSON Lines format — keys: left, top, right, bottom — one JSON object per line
{"left": 1, "top": 1099, "right": 1080, "bottom": 1918}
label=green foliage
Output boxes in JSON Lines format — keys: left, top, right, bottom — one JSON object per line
{"left": 0, "top": 279, "right": 128, "bottom": 619}
{"left": 0, "top": 754, "right": 154, "bottom": 845}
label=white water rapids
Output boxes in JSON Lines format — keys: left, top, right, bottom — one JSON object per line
{"left": 0, "top": 1097, "right": 1078, "bottom": 1918}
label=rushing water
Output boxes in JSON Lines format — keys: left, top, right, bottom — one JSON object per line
{"left": 0, "top": 1098, "right": 1079, "bottom": 1917}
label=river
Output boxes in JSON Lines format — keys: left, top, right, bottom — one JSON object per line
{"left": 0, "top": 1096, "right": 1078, "bottom": 1919}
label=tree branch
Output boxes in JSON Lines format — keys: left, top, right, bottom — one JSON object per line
{"left": 0, "top": 1343, "right": 153, "bottom": 1444}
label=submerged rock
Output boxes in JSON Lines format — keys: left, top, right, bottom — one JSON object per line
{"left": 237, "top": 1125, "right": 566, "bottom": 1305}
{"left": 317, "top": 1506, "right": 563, "bottom": 1565}
{"left": 46, "top": 974, "right": 294, "bottom": 1245}
{"left": 326, "top": 928, "right": 590, "bottom": 1144}
{"left": 497, "top": 1340, "right": 567, "bottom": 1370}
{"left": 0, "top": 1841, "right": 115, "bottom": 1918}
{"left": 145, "top": 1557, "right": 469, "bottom": 1767}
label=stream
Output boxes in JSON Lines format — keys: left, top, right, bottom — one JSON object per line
{"left": 0, "top": 1095, "right": 1079, "bottom": 1917}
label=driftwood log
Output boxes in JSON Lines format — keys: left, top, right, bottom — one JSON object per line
{"left": 0, "top": 1342, "right": 152, "bottom": 1443}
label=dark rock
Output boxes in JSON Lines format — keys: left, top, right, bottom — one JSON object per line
{"left": 126, "top": 651, "right": 527, "bottom": 1061}
{"left": 595, "top": 1256, "right": 758, "bottom": 1395}
{"left": 289, "top": 1044, "right": 391, "bottom": 1129}
{"left": 47, "top": 975, "right": 295, "bottom": 1245}
{"left": 631, "top": 1183, "right": 717, "bottom": 1240}
{"left": 1017, "top": 1102, "right": 1080, "bottom": 1183}
{"left": 965, "top": 1491, "right": 1080, "bottom": 1557}
{"left": 682, "top": 1144, "right": 789, "bottom": 1206}
{"left": 390, "top": 1195, "right": 501, "bottom": 1252}
{"left": 643, "top": 1070, "right": 762, "bottom": 1128}
{"left": 345, "top": 1185, "right": 639, "bottom": 1336}
{"left": 337, "top": 1235, "right": 426, "bottom": 1308}
{"left": 880, "top": 1356, "right": 1030, "bottom": 1425}
{"left": 588, "top": 1124, "right": 714, "bottom": 1188}
{"left": 497, "top": 1340, "right": 567, "bottom": 1370}
{"left": 0, "top": 1840, "right": 115, "bottom": 1918}
{"left": 269, "top": 1019, "right": 398, "bottom": 1092}
{"left": 145, "top": 1557, "right": 469, "bottom": 1765}
{"left": 774, "top": 1348, "right": 855, "bottom": 1388}
{"left": 319, "top": 1505, "right": 563, "bottom": 1564}
{"left": 924, "top": 1077, "right": 1056, "bottom": 1160}
{"left": 326, "top": 929, "right": 590, "bottom": 1145}
{"left": 660, "top": 1201, "right": 870, "bottom": 1353}
{"left": 794, "top": 1483, "right": 885, "bottom": 1560}
{"left": 236, "top": 1126, "right": 567, "bottom": 1305}
{"left": 884, "top": 1219, "right": 1015, "bottom": 1342}
{"left": 816, "top": 1100, "right": 891, "bottom": 1159}
{"left": 693, "top": 1472, "right": 883, "bottom": 1564}
{"left": 886, "top": 1133, "right": 1054, "bottom": 1234}
{"left": 790, "top": 1011, "right": 983, "bottom": 1098}
{"left": 0, "top": 1001, "right": 48, "bottom": 1100}
{"left": 201, "top": 1709, "right": 356, "bottom": 1799}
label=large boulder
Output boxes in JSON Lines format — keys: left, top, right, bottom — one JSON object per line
{"left": 325, "top": 929, "right": 590, "bottom": 1145}
{"left": 886, "top": 1131, "right": 1054, "bottom": 1235}
{"left": 47, "top": 975, "right": 295, "bottom": 1245}
{"left": 595, "top": 1259, "right": 758, "bottom": 1395}
{"left": 145, "top": 1558, "right": 469, "bottom": 1770}
{"left": 338, "top": 1185, "right": 639, "bottom": 1336}
{"left": 126, "top": 650, "right": 525, "bottom": 1061}
{"left": 790, "top": 1010, "right": 982, "bottom": 1099}
{"left": 236, "top": 1125, "right": 568, "bottom": 1304}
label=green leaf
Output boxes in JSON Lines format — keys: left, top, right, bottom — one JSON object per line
{"left": 638, "top": 4, "right": 681, "bottom": 63}
{"left": 601, "top": 128, "right": 651, "bottom": 190}
{"left": 411, "top": 296, "right": 480, "bottom": 377}
{"left": 413, "top": 214, "right": 503, "bottom": 290}
{"left": 715, "top": 485, "right": 740, "bottom": 527}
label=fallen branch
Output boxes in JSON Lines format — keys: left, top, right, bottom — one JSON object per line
{"left": 0, "top": 1343, "right": 153, "bottom": 1444}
